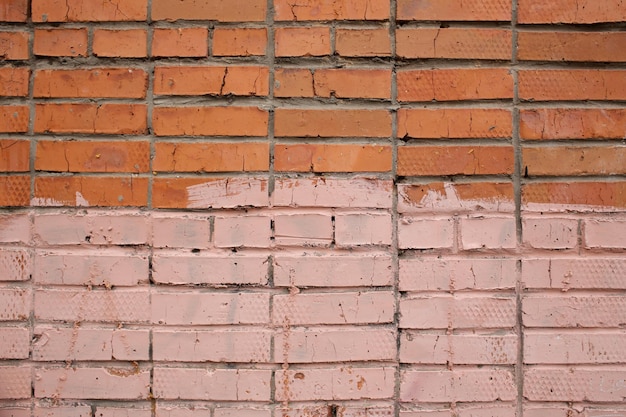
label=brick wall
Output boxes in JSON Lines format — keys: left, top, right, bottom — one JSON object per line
{"left": 1, "top": 0, "right": 626, "bottom": 416}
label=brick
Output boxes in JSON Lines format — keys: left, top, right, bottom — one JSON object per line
{"left": 33, "top": 406, "right": 101, "bottom": 417}
{"left": 35, "top": 368, "right": 150, "bottom": 399}
{"left": 152, "top": 0, "right": 266, "bottom": 21}
{"left": 273, "top": 291, "right": 394, "bottom": 325}
{"left": 154, "top": 142, "right": 269, "bottom": 172}
{"left": 275, "top": 109, "right": 391, "bottom": 137}
{"left": 212, "top": 28, "right": 267, "bottom": 56}
{"left": 95, "top": 408, "right": 150, "bottom": 417}
{"left": 0, "top": 0, "right": 27, "bottom": 21}
{"left": 0, "top": 248, "right": 30, "bottom": 281}
{"left": 0, "top": 288, "right": 30, "bottom": 321}
{"left": 0, "top": 67, "right": 29, "bottom": 96}
{"left": 151, "top": 28, "right": 208, "bottom": 57}
{"left": 274, "top": 68, "right": 314, "bottom": 97}
{"left": 400, "top": 369, "right": 515, "bottom": 402}
{"left": 525, "top": 332, "right": 626, "bottom": 364}
{"left": 522, "top": 217, "right": 578, "bottom": 249}
{"left": 273, "top": 253, "right": 393, "bottom": 287}
{"left": 460, "top": 216, "right": 516, "bottom": 249}
{"left": 523, "top": 182, "right": 626, "bottom": 211}
{"left": 400, "top": 332, "right": 517, "bottom": 364}
{"left": 524, "top": 146, "right": 626, "bottom": 176}
{"left": 275, "top": 0, "right": 389, "bottom": 20}
{"left": 214, "top": 409, "right": 271, "bottom": 417}
{"left": 402, "top": 407, "right": 515, "bottom": 417}
{"left": 276, "top": 144, "right": 391, "bottom": 173}
{"left": 34, "top": 68, "right": 147, "bottom": 98}
{"left": 276, "top": 328, "right": 395, "bottom": 363}
{"left": 397, "top": 0, "right": 511, "bottom": 21}
{"left": 398, "top": 108, "right": 512, "bottom": 139}
{"left": 33, "top": 176, "right": 148, "bottom": 207}
{"left": 275, "top": 27, "right": 331, "bottom": 57}
{"left": 397, "top": 68, "right": 513, "bottom": 102}
{"left": 525, "top": 368, "right": 626, "bottom": 401}
{"left": 398, "top": 146, "right": 514, "bottom": 176}
{"left": 32, "top": 0, "right": 147, "bottom": 21}
{"left": 335, "top": 213, "right": 392, "bottom": 246}
{"left": 585, "top": 219, "right": 626, "bottom": 249}
{"left": 523, "top": 295, "right": 626, "bottom": 327}
{"left": 35, "top": 103, "right": 147, "bottom": 135}
{"left": 0, "top": 366, "right": 31, "bottom": 399}
{"left": 314, "top": 68, "right": 391, "bottom": 99}
{"left": 400, "top": 258, "right": 516, "bottom": 291}
{"left": 152, "top": 292, "right": 269, "bottom": 325}
{"left": 93, "top": 29, "right": 147, "bottom": 58}
{"left": 396, "top": 28, "right": 511, "bottom": 60}
{"left": 519, "top": 70, "right": 626, "bottom": 101}
{"left": 213, "top": 215, "right": 271, "bottom": 248}
{"left": 518, "top": 0, "right": 626, "bottom": 23}
{"left": 288, "top": 406, "right": 393, "bottom": 417}
{"left": 0, "top": 106, "right": 29, "bottom": 133}
{"left": 518, "top": 32, "right": 626, "bottom": 62}
{"left": 0, "top": 31, "right": 28, "bottom": 60}
{"left": 0, "top": 175, "right": 30, "bottom": 206}
{"left": 398, "top": 217, "right": 454, "bottom": 249}
{"left": 152, "top": 253, "right": 269, "bottom": 285}
{"left": 335, "top": 28, "right": 391, "bottom": 56}
{"left": 0, "top": 213, "right": 30, "bottom": 243}
{"left": 152, "top": 214, "right": 211, "bottom": 249}
{"left": 400, "top": 295, "right": 516, "bottom": 329}
{"left": 154, "top": 65, "right": 269, "bottom": 96}
{"left": 0, "top": 139, "right": 29, "bottom": 171}
{"left": 276, "top": 367, "right": 395, "bottom": 401}
{"left": 32, "top": 327, "right": 149, "bottom": 361}
{"left": 34, "top": 28, "right": 88, "bottom": 57}
{"left": 155, "top": 407, "right": 211, "bottom": 417}
{"left": 274, "top": 213, "right": 332, "bottom": 246}
{"left": 0, "top": 327, "right": 29, "bottom": 359}
{"left": 522, "top": 258, "right": 626, "bottom": 290}
{"left": 35, "top": 140, "right": 150, "bottom": 173}
{"left": 153, "top": 330, "right": 271, "bottom": 362}
{"left": 153, "top": 177, "right": 269, "bottom": 209}
{"left": 153, "top": 106, "right": 267, "bottom": 136}
{"left": 521, "top": 109, "right": 626, "bottom": 140}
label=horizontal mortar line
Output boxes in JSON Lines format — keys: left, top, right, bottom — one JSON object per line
{"left": 275, "top": 62, "right": 394, "bottom": 69}
{"left": 31, "top": 171, "right": 153, "bottom": 177}
{"left": 520, "top": 140, "right": 626, "bottom": 147}
{"left": 274, "top": 137, "right": 394, "bottom": 144}
{"left": 395, "top": 22, "right": 513, "bottom": 29}
{"left": 516, "top": 23, "right": 626, "bottom": 32}
{"left": 30, "top": 136, "right": 158, "bottom": 142}
{"left": 398, "top": 139, "right": 514, "bottom": 146}
{"left": 152, "top": 98, "right": 271, "bottom": 106}
{"left": 397, "top": 100, "right": 516, "bottom": 107}
{"left": 521, "top": 289, "right": 626, "bottom": 296}
{"left": 521, "top": 175, "right": 626, "bottom": 183}
{"left": 148, "top": 21, "right": 269, "bottom": 28}
{"left": 31, "top": 98, "right": 151, "bottom": 104}
{"left": 516, "top": 101, "right": 626, "bottom": 108}
{"left": 396, "top": 59, "right": 626, "bottom": 69}
{"left": 396, "top": 174, "right": 514, "bottom": 182}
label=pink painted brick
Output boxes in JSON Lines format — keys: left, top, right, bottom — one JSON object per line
{"left": 35, "top": 367, "right": 150, "bottom": 399}
{"left": 525, "top": 331, "right": 626, "bottom": 364}
{"left": 460, "top": 216, "right": 516, "bottom": 249}
{"left": 274, "top": 328, "right": 396, "bottom": 362}
{"left": 522, "top": 258, "right": 626, "bottom": 289}
{"left": 35, "top": 289, "right": 150, "bottom": 323}
{"left": 0, "top": 288, "right": 30, "bottom": 320}
{"left": 401, "top": 407, "right": 516, "bottom": 417}
{"left": 214, "top": 409, "right": 271, "bottom": 417}
{"left": 273, "top": 291, "right": 395, "bottom": 325}
{"left": 0, "top": 366, "right": 31, "bottom": 399}
{"left": 94, "top": 408, "right": 151, "bottom": 417}
{"left": 34, "top": 250, "right": 149, "bottom": 286}
{"left": 0, "top": 213, "right": 30, "bottom": 243}
{"left": 274, "top": 213, "right": 333, "bottom": 246}
{"left": 400, "top": 258, "right": 516, "bottom": 291}
{"left": 152, "top": 214, "right": 210, "bottom": 248}
{"left": 399, "top": 295, "right": 516, "bottom": 329}
{"left": 273, "top": 253, "right": 393, "bottom": 287}
{"left": 0, "top": 327, "right": 29, "bottom": 359}
{"left": 214, "top": 215, "right": 271, "bottom": 248}
{"left": 185, "top": 178, "right": 269, "bottom": 209}
{"left": 523, "top": 217, "right": 578, "bottom": 249}
{"left": 153, "top": 330, "right": 271, "bottom": 362}
{"left": 398, "top": 217, "right": 454, "bottom": 249}
{"left": 400, "top": 332, "right": 517, "bottom": 364}
{"left": 152, "top": 292, "right": 269, "bottom": 325}
{"left": 335, "top": 213, "right": 392, "bottom": 246}
{"left": 585, "top": 219, "right": 626, "bottom": 248}
{"left": 275, "top": 367, "right": 396, "bottom": 401}
{"left": 523, "top": 294, "right": 626, "bottom": 327}
{"left": 33, "top": 406, "right": 93, "bottom": 417}
{"left": 2, "top": 408, "right": 31, "bottom": 417}
{"left": 0, "top": 248, "right": 31, "bottom": 281}
{"left": 153, "top": 368, "right": 271, "bottom": 401}
{"left": 522, "top": 407, "right": 569, "bottom": 417}
{"left": 152, "top": 253, "right": 269, "bottom": 286}
{"left": 32, "top": 326, "right": 149, "bottom": 361}
{"left": 272, "top": 178, "right": 393, "bottom": 208}
{"left": 400, "top": 369, "right": 516, "bottom": 402}
{"left": 525, "top": 368, "right": 626, "bottom": 401}
{"left": 285, "top": 405, "right": 393, "bottom": 417}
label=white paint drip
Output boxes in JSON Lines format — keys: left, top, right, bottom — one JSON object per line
{"left": 75, "top": 192, "right": 90, "bottom": 207}
{"left": 186, "top": 178, "right": 267, "bottom": 209}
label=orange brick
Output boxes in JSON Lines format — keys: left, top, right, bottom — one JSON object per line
{"left": 154, "top": 66, "right": 269, "bottom": 96}
{"left": 212, "top": 28, "right": 267, "bottom": 56}
{"left": 398, "top": 109, "right": 512, "bottom": 139}
{"left": 154, "top": 142, "right": 269, "bottom": 172}
{"left": 398, "top": 146, "right": 514, "bottom": 176}
{"left": 518, "top": 0, "right": 626, "bottom": 23}
{"left": 0, "top": 67, "right": 29, "bottom": 96}
{"left": 0, "top": 0, "right": 28, "bottom": 21}
{"left": 519, "top": 70, "right": 626, "bottom": 101}
{"left": 152, "top": 107, "right": 268, "bottom": 137}
{"left": 35, "top": 104, "right": 147, "bottom": 135}
{"left": 523, "top": 182, "right": 626, "bottom": 209}
{"left": 274, "top": 0, "right": 389, "bottom": 20}
{"left": 0, "top": 31, "right": 29, "bottom": 60}
{"left": 0, "top": 106, "right": 29, "bottom": 133}
{"left": 34, "top": 177, "right": 148, "bottom": 207}
{"left": 275, "top": 109, "right": 392, "bottom": 137}
{"left": 275, "top": 27, "right": 331, "bottom": 57}
{"left": 274, "top": 68, "right": 314, "bottom": 97}
{"left": 34, "top": 68, "right": 147, "bottom": 98}
{"left": 35, "top": 140, "right": 150, "bottom": 173}
{"left": 152, "top": 0, "right": 266, "bottom": 22}
{"left": 398, "top": 68, "right": 513, "bottom": 102}
{"left": 399, "top": 182, "right": 514, "bottom": 209}
{"left": 398, "top": 0, "right": 511, "bottom": 21}
{"left": 397, "top": 28, "right": 512, "bottom": 60}
{"left": 523, "top": 146, "right": 626, "bottom": 176}
{"left": 32, "top": 0, "right": 147, "bottom": 22}
{"left": 151, "top": 28, "right": 208, "bottom": 57}
{"left": 0, "top": 140, "right": 30, "bottom": 171}
{"left": 34, "top": 28, "right": 88, "bottom": 57}
{"left": 520, "top": 109, "right": 626, "bottom": 140}
{"left": 93, "top": 29, "right": 148, "bottom": 58}
{"left": 517, "top": 32, "right": 626, "bottom": 62}
{"left": 313, "top": 69, "right": 391, "bottom": 99}
{"left": 275, "top": 144, "right": 392, "bottom": 172}
{"left": 0, "top": 176, "right": 29, "bottom": 206}
{"left": 335, "top": 28, "right": 391, "bottom": 57}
